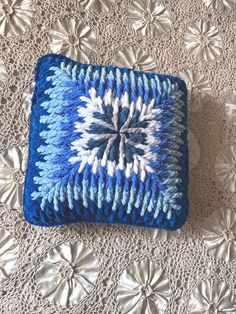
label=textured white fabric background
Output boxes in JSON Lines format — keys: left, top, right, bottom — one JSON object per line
{"left": 0, "top": 0, "right": 236, "bottom": 313}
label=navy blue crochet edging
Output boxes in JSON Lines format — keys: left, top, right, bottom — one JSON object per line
{"left": 23, "top": 53, "right": 188, "bottom": 230}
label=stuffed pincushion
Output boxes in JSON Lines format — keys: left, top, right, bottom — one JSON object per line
{"left": 23, "top": 54, "right": 188, "bottom": 230}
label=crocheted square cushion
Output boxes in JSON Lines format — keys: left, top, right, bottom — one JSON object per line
{"left": 23, "top": 54, "right": 188, "bottom": 230}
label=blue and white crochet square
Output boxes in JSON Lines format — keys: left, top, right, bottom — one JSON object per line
{"left": 25, "top": 54, "right": 188, "bottom": 229}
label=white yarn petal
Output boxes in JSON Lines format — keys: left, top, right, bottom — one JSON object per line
{"left": 188, "top": 130, "right": 200, "bottom": 170}
{"left": 215, "top": 145, "right": 236, "bottom": 193}
{"left": 178, "top": 70, "right": 211, "bottom": 112}
{"left": 112, "top": 46, "right": 156, "bottom": 72}
{"left": 225, "top": 90, "right": 236, "bottom": 125}
{"left": 0, "top": 146, "right": 28, "bottom": 208}
{"left": 0, "top": 228, "right": 19, "bottom": 284}
{"left": 202, "top": 208, "right": 236, "bottom": 263}
{"left": 127, "top": 0, "right": 171, "bottom": 38}
{"left": 188, "top": 280, "right": 236, "bottom": 313}
{"left": 21, "top": 83, "right": 35, "bottom": 117}
{"left": 202, "top": 0, "right": 236, "bottom": 10}
{"left": 49, "top": 18, "right": 97, "bottom": 63}
{"left": 116, "top": 260, "right": 171, "bottom": 314}
{"left": 36, "top": 241, "right": 99, "bottom": 307}
{"left": 184, "top": 20, "right": 222, "bottom": 61}
{"left": 0, "top": 0, "right": 35, "bottom": 37}
{"left": 78, "top": 0, "right": 115, "bottom": 14}
{"left": 0, "top": 59, "right": 7, "bottom": 88}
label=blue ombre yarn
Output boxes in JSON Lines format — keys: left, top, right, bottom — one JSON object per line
{"left": 23, "top": 54, "right": 188, "bottom": 230}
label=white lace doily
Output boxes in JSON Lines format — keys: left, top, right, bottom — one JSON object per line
{"left": 0, "top": 0, "right": 236, "bottom": 313}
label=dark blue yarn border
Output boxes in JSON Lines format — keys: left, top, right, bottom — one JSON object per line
{"left": 23, "top": 53, "right": 188, "bottom": 230}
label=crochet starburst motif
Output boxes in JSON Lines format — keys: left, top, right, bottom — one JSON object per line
{"left": 69, "top": 88, "right": 161, "bottom": 180}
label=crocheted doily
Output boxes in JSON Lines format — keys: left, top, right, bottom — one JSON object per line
{"left": 0, "top": 0, "right": 236, "bottom": 313}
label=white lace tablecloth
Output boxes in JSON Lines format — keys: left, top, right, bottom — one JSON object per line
{"left": 0, "top": 0, "right": 236, "bottom": 313}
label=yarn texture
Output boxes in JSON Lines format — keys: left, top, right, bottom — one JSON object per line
{"left": 23, "top": 54, "right": 188, "bottom": 230}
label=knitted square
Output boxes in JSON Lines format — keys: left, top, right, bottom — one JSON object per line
{"left": 23, "top": 54, "right": 188, "bottom": 230}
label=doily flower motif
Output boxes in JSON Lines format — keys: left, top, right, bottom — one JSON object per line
{"left": 127, "top": 0, "right": 171, "bottom": 38}
{"left": 184, "top": 20, "right": 222, "bottom": 61}
{"left": 188, "top": 130, "right": 200, "bottom": 170}
{"left": 178, "top": 70, "right": 211, "bottom": 112}
{"left": 0, "top": 228, "right": 19, "bottom": 284}
{"left": 78, "top": 0, "right": 114, "bottom": 14}
{"left": 0, "top": 0, "right": 35, "bottom": 37}
{"left": 0, "top": 146, "right": 28, "bottom": 208}
{"left": 202, "top": 208, "right": 236, "bottom": 263}
{"left": 116, "top": 260, "right": 171, "bottom": 314}
{"left": 112, "top": 46, "right": 156, "bottom": 72}
{"left": 225, "top": 90, "right": 236, "bottom": 125}
{"left": 21, "top": 82, "right": 35, "bottom": 117}
{"left": 49, "top": 18, "right": 97, "bottom": 63}
{"left": 0, "top": 59, "right": 7, "bottom": 89}
{"left": 202, "top": 0, "right": 236, "bottom": 10}
{"left": 110, "top": 231, "right": 127, "bottom": 250}
{"left": 36, "top": 241, "right": 99, "bottom": 307}
{"left": 188, "top": 280, "right": 236, "bottom": 313}
{"left": 215, "top": 145, "right": 236, "bottom": 193}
